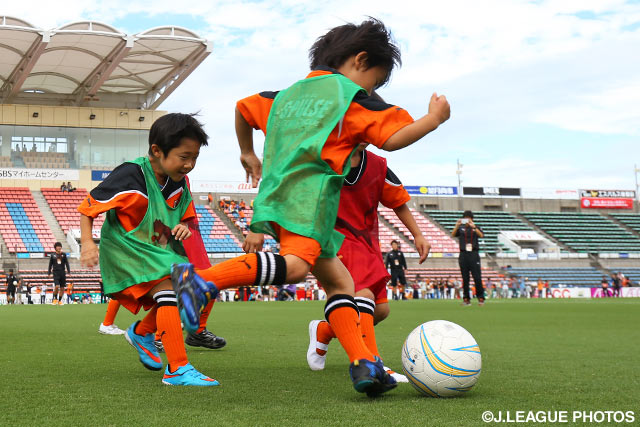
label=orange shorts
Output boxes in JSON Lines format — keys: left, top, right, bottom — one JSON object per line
{"left": 272, "top": 223, "right": 322, "bottom": 267}
{"left": 112, "top": 275, "right": 170, "bottom": 314}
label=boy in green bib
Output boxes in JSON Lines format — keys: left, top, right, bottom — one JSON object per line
{"left": 78, "top": 113, "right": 219, "bottom": 387}
{"left": 172, "top": 18, "right": 451, "bottom": 397}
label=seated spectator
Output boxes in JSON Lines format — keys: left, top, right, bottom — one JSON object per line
{"left": 67, "top": 181, "right": 75, "bottom": 192}
{"left": 60, "top": 182, "right": 67, "bottom": 192}
{"left": 31, "top": 144, "right": 37, "bottom": 152}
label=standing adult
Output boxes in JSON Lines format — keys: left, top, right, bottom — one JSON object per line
{"left": 48, "top": 242, "right": 70, "bottom": 305}
{"left": 600, "top": 276, "right": 610, "bottom": 298}
{"left": 6, "top": 269, "right": 18, "bottom": 305}
{"left": 385, "top": 240, "right": 407, "bottom": 301}
{"left": 40, "top": 282, "right": 47, "bottom": 304}
{"left": 26, "top": 282, "right": 33, "bottom": 304}
{"left": 611, "top": 273, "right": 621, "bottom": 297}
{"left": 451, "top": 211, "right": 485, "bottom": 306}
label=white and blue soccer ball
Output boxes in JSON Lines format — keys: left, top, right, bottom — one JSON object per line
{"left": 401, "top": 320, "right": 481, "bottom": 397}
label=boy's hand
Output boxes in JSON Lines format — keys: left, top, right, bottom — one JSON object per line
{"left": 415, "top": 236, "right": 431, "bottom": 264}
{"left": 81, "top": 241, "right": 99, "bottom": 268}
{"left": 240, "top": 152, "right": 262, "bottom": 188}
{"left": 428, "top": 92, "right": 450, "bottom": 125}
{"left": 243, "top": 231, "right": 264, "bottom": 253}
{"left": 172, "top": 223, "right": 192, "bottom": 241}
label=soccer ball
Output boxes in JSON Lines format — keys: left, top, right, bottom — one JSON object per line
{"left": 401, "top": 320, "right": 481, "bottom": 397}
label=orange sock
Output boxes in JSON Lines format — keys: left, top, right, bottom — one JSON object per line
{"left": 197, "top": 300, "right": 215, "bottom": 334}
{"left": 315, "top": 321, "right": 336, "bottom": 356}
{"left": 157, "top": 305, "right": 188, "bottom": 372}
{"left": 102, "top": 299, "right": 121, "bottom": 326}
{"left": 196, "top": 253, "right": 286, "bottom": 291}
{"left": 134, "top": 305, "right": 158, "bottom": 336}
{"left": 355, "top": 297, "right": 380, "bottom": 358}
{"left": 324, "top": 294, "right": 374, "bottom": 363}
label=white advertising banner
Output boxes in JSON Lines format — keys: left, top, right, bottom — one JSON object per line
{"left": 520, "top": 188, "right": 579, "bottom": 199}
{"left": 500, "top": 231, "right": 546, "bottom": 241}
{"left": 0, "top": 168, "right": 79, "bottom": 181}
{"left": 548, "top": 288, "right": 592, "bottom": 299}
{"left": 190, "top": 181, "right": 258, "bottom": 194}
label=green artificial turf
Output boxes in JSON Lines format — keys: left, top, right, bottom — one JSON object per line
{"left": 1, "top": 299, "right": 639, "bottom": 426}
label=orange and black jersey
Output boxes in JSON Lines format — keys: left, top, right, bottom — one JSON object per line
{"left": 236, "top": 66, "right": 414, "bottom": 174}
{"left": 77, "top": 161, "right": 195, "bottom": 232}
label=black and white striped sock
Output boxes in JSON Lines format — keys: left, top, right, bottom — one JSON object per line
{"left": 154, "top": 290, "right": 177, "bottom": 307}
{"left": 324, "top": 294, "right": 359, "bottom": 321}
{"left": 354, "top": 297, "right": 375, "bottom": 317}
{"left": 253, "top": 252, "right": 287, "bottom": 287}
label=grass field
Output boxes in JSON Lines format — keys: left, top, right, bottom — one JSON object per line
{"left": 1, "top": 299, "right": 639, "bottom": 426}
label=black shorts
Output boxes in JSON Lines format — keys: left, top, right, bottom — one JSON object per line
{"left": 6, "top": 290, "right": 15, "bottom": 297}
{"left": 390, "top": 269, "right": 407, "bottom": 287}
{"left": 53, "top": 276, "right": 66, "bottom": 287}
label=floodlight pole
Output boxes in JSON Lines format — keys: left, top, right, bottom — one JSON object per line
{"left": 456, "top": 158, "right": 463, "bottom": 210}
{"left": 635, "top": 164, "right": 639, "bottom": 213}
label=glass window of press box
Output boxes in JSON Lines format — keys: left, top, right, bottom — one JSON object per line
{"left": 0, "top": 125, "right": 148, "bottom": 169}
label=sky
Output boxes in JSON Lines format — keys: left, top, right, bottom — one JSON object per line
{"left": 5, "top": 0, "right": 640, "bottom": 191}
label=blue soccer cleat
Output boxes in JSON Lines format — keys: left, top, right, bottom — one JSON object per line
{"left": 124, "top": 321, "right": 163, "bottom": 371}
{"left": 349, "top": 356, "right": 397, "bottom": 397}
{"left": 171, "top": 263, "right": 218, "bottom": 334}
{"left": 162, "top": 363, "right": 220, "bottom": 387}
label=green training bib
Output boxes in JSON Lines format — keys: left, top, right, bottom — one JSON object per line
{"left": 99, "top": 157, "right": 191, "bottom": 294}
{"left": 250, "top": 73, "right": 366, "bottom": 258}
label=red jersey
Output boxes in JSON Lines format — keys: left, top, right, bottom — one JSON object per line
{"left": 336, "top": 150, "right": 410, "bottom": 293}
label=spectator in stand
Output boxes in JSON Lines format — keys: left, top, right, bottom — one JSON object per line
{"left": 501, "top": 279, "right": 509, "bottom": 299}
{"left": 525, "top": 279, "right": 533, "bottom": 298}
{"left": 6, "top": 269, "right": 18, "bottom": 305}
{"left": 67, "top": 181, "right": 76, "bottom": 192}
{"left": 411, "top": 275, "right": 420, "bottom": 299}
{"left": 385, "top": 240, "right": 407, "bottom": 301}
{"left": 446, "top": 277, "right": 453, "bottom": 299}
{"left": 40, "top": 283, "right": 47, "bottom": 304}
{"left": 544, "top": 280, "right": 551, "bottom": 298}
{"left": 519, "top": 277, "right": 526, "bottom": 298}
{"left": 207, "top": 193, "right": 213, "bottom": 206}
{"left": 611, "top": 273, "right": 621, "bottom": 297}
{"left": 26, "top": 283, "right": 33, "bottom": 304}
{"left": 451, "top": 210, "right": 485, "bottom": 306}
{"left": 536, "top": 278, "right": 544, "bottom": 298}
{"left": 66, "top": 281, "right": 74, "bottom": 304}
{"left": 600, "top": 276, "right": 610, "bottom": 298}
{"left": 454, "top": 278, "right": 462, "bottom": 299}
{"left": 15, "top": 276, "right": 24, "bottom": 304}
{"left": 60, "top": 182, "right": 68, "bottom": 192}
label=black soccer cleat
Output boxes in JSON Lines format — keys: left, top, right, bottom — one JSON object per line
{"left": 185, "top": 328, "right": 227, "bottom": 350}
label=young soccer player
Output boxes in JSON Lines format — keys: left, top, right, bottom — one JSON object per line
{"left": 78, "top": 113, "right": 218, "bottom": 386}
{"left": 306, "top": 143, "right": 430, "bottom": 382}
{"left": 172, "top": 18, "right": 450, "bottom": 396}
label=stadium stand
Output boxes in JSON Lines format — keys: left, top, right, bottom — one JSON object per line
{"left": 0, "top": 156, "right": 13, "bottom": 167}
{"left": 378, "top": 219, "right": 414, "bottom": 253}
{"left": 41, "top": 188, "right": 104, "bottom": 233}
{"left": 520, "top": 212, "right": 640, "bottom": 253}
{"left": 223, "top": 207, "right": 278, "bottom": 251}
{"left": 505, "top": 267, "right": 604, "bottom": 287}
{"left": 379, "top": 207, "right": 458, "bottom": 253}
{"left": 405, "top": 267, "right": 501, "bottom": 283}
{"left": 19, "top": 152, "right": 69, "bottom": 169}
{"left": 0, "top": 188, "right": 56, "bottom": 253}
{"left": 196, "top": 205, "right": 243, "bottom": 253}
{"left": 425, "top": 210, "right": 532, "bottom": 253}
{"left": 610, "top": 213, "right": 640, "bottom": 235}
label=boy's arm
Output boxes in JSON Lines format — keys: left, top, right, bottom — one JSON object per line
{"left": 393, "top": 204, "right": 430, "bottom": 264}
{"left": 236, "top": 108, "right": 262, "bottom": 188}
{"left": 382, "top": 93, "right": 450, "bottom": 152}
{"left": 65, "top": 254, "right": 71, "bottom": 274}
{"left": 80, "top": 215, "right": 99, "bottom": 268}
{"left": 47, "top": 255, "right": 53, "bottom": 275}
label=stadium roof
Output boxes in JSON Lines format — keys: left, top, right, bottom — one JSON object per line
{"left": 0, "top": 16, "right": 212, "bottom": 109}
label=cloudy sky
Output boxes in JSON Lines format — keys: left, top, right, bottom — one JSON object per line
{"left": 6, "top": 0, "right": 640, "bottom": 191}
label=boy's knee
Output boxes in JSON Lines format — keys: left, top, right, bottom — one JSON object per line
{"left": 373, "top": 304, "right": 390, "bottom": 325}
{"left": 284, "top": 255, "right": 310, "bottom": 283}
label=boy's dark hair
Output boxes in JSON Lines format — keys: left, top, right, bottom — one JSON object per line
{"left": 148, "top": 113, "right": 208, "bottom": 157}
{"left": 309, "top": 18, "right": 401, "bottom": 88}
{"left": 391, "top": 240, "right": 398, "bottom": 245}
{"left": 9, "top": 269, "right": 13, "bottom": 274}
{"left": 54, "top": 242, "right": 62, "bottom": 248}
{"left": 463, "top": 210, "right": 474, "bottom": 219}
